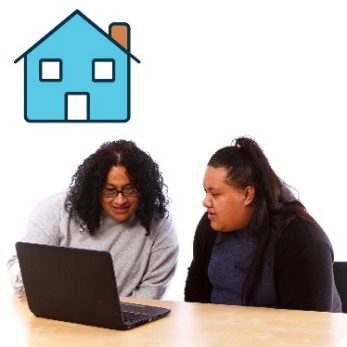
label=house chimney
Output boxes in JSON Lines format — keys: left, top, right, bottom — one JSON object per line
{"left": 109, "top": 23, "right": 130, "bottom": 51}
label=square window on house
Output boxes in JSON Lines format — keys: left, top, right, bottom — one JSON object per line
{"left": 93, "top": 59, "right": 115, "bottom": 81}
{"left": 40, "top": 59, "right": 62, "bottom": 81}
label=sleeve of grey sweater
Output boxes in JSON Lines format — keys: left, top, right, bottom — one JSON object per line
{"left": 6, "top": 193, "right": 64, "bottom": 295}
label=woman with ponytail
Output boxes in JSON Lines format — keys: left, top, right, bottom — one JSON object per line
{"left": 184, "top": 136, "right": 341, "bottom": 312}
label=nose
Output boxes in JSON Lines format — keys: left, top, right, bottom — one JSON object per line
{"left": 202, "top": 193, "right": 211, "bottom": 208}
{"left": 113, "top": 192, "right": 127, "bottom": 204}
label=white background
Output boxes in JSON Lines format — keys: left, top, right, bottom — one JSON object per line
{"left": 1, "top": 1, "right": 346, "bottom": 301}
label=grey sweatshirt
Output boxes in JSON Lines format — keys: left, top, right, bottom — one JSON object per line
{"left": 7, "top": 192, "right": 179, "bottom": 299}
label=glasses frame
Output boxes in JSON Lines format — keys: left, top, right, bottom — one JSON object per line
{"left": 101, "top": 187, "right": 138, "bottom": 199}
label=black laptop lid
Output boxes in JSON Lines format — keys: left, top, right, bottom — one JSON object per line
{"left": 15, "top": 241, "right": 125, "bottom": 329}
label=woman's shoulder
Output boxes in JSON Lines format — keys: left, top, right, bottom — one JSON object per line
{"left": 31, "top": 191, "right": 68, "bottom": 215}
{"left": 147, "top": 210, "right": 177, "bottom": 236}
{"left": 277, "top": 215, "right": 332, "bottom": 249}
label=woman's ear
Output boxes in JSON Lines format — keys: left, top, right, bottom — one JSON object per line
{"left": 243, "top": 186, "right": 255, "bottom": 206}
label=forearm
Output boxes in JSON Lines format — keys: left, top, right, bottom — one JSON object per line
{"left": 6, "top": 199, "right": 62, "bottom": 294}
{"left": 6, "top": 255, "right": 25, "bottom": 296}
{"left": 130, "top": 247, "right": 178, "bottom": 299}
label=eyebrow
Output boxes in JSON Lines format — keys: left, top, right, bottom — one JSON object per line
{"left": 204, "top": 187, "right": 223, "bottom": 192}
{"left": 104, "top": 183, "right": 132, "bottom": 188}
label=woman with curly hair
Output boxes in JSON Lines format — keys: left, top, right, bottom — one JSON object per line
{"left": 7, "top": 140, "right": 179, "bottom": 299}
{"left": 184, "top": 136, "right": 342, "bottom": 312}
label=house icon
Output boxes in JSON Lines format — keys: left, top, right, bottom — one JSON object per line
{"left": 14, "top": 9, "right": 140, "bottom": 122}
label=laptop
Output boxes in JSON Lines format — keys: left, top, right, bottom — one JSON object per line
{"left": 15, "top": 241, "right": 171, "bottom": 330}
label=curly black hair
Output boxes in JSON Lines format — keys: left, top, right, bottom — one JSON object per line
{"left": 65, "top": 140, "right": 170, "bottom": 235}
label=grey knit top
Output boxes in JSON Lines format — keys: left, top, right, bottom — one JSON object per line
{"left": 7, "top": 192, "right": 179, "bottom": 299}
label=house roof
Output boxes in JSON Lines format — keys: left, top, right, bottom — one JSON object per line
{"left": 14, "top": 9, "right": 141, "bottom": 64}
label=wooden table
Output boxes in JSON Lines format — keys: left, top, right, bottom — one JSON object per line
{"left": 1, "top": 278, "right": 347, "bottom": 346}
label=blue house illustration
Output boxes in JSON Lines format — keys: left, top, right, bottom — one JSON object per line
{"left": 14, "top": 9, "right": 140, "bottom": 122}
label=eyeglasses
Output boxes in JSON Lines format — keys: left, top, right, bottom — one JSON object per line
{"left": 101, "top": 187, "right": 138, "bottom": 198}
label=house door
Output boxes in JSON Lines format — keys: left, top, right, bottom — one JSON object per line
{"left": 65, "top": 93, "right": 90, "bottom": 121}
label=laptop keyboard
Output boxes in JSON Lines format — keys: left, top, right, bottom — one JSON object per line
{"left": 122, "top": 310, "right": 150, "bottom": 323}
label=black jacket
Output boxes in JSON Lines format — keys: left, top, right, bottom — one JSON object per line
{"left": 184, "top": 212, "right": 342, "bottom": 312}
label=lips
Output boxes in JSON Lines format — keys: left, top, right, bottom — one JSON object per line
{"left": 112, "top": 205, "right": 129, "bottom": 214}
{"left": 207, "top": 211, "right": 216, "bottom": 220}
